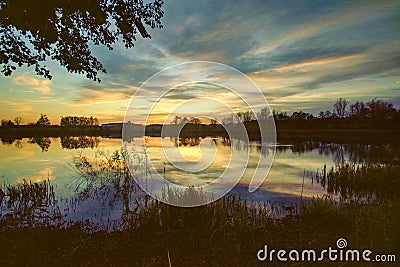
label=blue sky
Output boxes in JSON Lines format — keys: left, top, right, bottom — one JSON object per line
{"left": 0, "top": 0, "right": 399, "bottom": 124}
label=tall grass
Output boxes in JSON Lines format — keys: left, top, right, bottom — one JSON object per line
{"left": 1, "top": 154, "right": 400, "bottom": 265}
{"left": 0, "top": 179, "right": 61, "bottom": 227}
{"left": 323, "top": 163, "right": 400, "bottom": 202}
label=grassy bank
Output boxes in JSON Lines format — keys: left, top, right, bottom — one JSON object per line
{"left": 1, "top": 196, "right": 399, "bottom": 266}
{"left": 1, "top": 164, "right": 399, "bottom": 266}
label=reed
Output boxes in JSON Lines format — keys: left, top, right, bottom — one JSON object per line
{"left": 1, "top": 154, "right": 399, "bottom": 265}
{"left": 322, "top": 162, "right": 400, "bottom": 202}
{"left": 0, "top": 179, "right": 62, "bottom": 227}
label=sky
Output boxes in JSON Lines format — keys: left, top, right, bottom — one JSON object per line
{"left": 0, "top": 0, "right": 399, "bottom": 124}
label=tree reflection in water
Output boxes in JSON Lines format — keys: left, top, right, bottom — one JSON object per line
{"left": 170, "top": 136, "right": 204, "bottom": 147}
{"left": 28, "top": 137, "right": 51, "bottom": 152}
{"left": 61, "top": 136, "right": 100, "bottom": 149}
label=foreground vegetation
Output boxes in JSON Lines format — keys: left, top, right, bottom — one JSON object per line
{"left": 0, "top": 162, "right": 399, "bottom": 266}
{"left": 0, "top": 196, "right": 398, "bottom": 266}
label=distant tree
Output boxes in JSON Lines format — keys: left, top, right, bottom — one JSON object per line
{"left": 61, "top": 116, "right": 99, "bottom": 126}
{"left": 347, "top": 99, "right": 397, "bottom": 120}
{"left": 333, "top": 98, "right": 348, "bottom": 118}
{"left": 0, "top": 0, "right": 164, "bottom": 82}
{"left": 291, "top": 111, "right": 313, "bottom": 120}
{"left": 36, "top": 114, "right": 51, "bottom": 126}
{"left": 210, "top": 118, "right": 218, "bottom": 125}
{"left": 1, "top": 119, "right": 13, "bottom": 127}
{"left": 324, "top": 110, "right": 332, "bottom": 118}
{"left": 365, "top": 99, "right": 397, "bottom": 120}
{"left": 89, "top": 116, "right": 99, "bottom": 126}
{"left": 290, "top": 111, "right": 300, "bottom": 119}
{"left": 349, "top": 101, "right": 365, "bottom": 117}
{"left": 272, "top": 109, "right": 289, "bottom": 120}
{"left": 257, "top": 107, "right": 271, "bottom": 120}
{"left": 188, "top": 117, "right": 201, "bottom": 124}
{"left": 180, "top": 117, "right": 188, "bottom": 124}
{"left": 244, "top": 110, "right": 255, "bottom": 122}
{"left": 171, "top": 116, "right": 181, "bottom": 124}
{"left": 13, "top": 116, "right": 22, "bottom": 125}
{"left": 236, "top": 110, "right": 255, "bottom": 123}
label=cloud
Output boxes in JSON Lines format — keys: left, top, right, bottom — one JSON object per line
{"left": 18, "top": 167, "right": 55, "bottom": 183}
{"left": 239, "top": 5, "right": 382, "bottom": 61}
{"left": 91, "top": 42, "right": 172, "bottom": 89}
{"left": 0, "top": 99, "right": 33, "bottom": 112}
{"left": 13, "top": 76, "right": 52, "bottom": 94}
{"left": 268, "top": 54, "right": 365, "bottom": 73}
{"left": 153, "top": 0, "right": 263, "bottom": 64}
{"left": 1, "top": 0, "right": 399, "bottom": 121}
{"left": 72, "top": 86, "right": 133, "bottom": 105}
{"left": 294, "top": 42, "right": 400, "bottom": 90}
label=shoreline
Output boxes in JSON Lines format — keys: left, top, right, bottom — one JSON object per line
{"left": 1, "top": 126, "right": 400, "bottom": 144}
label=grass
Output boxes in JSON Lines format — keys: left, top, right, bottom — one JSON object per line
{"left": 1, "top": 195, "right": 399, "bottom": 266}
{"left": 0, "top": 179, "right": 62, "bottom": 227}
{"left": 324, "top": 163, "right": 400, "bottom": 201}
{"left": 1, "top": 159, "right": 400, "bottom": 266}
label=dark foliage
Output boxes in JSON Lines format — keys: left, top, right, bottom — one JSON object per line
{"left": 0, "top": 0, "right": 164, "bottom": 82}
{"left": 60, "top": 116, "right": 99, "bottom": 126}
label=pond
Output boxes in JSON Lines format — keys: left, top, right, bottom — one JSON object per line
{"left": 1, "top": 136, "right": 399, "bottom": 227}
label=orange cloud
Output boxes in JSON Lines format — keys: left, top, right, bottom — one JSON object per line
{"left": 13, "top": 75, "right": 52, "bottom": 94}
{"left": 18, "top": 167, "right": 55, "bottom": 183}
{"left": 71, "top": 87, "right": 133, "bottom": 105}
{"left": 270, "top": 54, "right": 365, "bottom": 73}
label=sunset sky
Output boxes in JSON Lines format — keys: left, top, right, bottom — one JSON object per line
{"left": 0, "top": 0, "right": 399, "bottom": 124}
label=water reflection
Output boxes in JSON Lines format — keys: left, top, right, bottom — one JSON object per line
{"left": 1, "top": 137, "right": 21, "bottom": 145}
{"left": 170, "top": 136, "right": 208, "bottom": 147}
{"left": 60, "top": 136, "right": 100, "bottom": 149}
{"left": 28, "top": 137, "right": 51, "bottom": 152}
{"left": 167, "top": 136, "right": 273, "bottom": 158}
{"left": 1, "top": 136, "right": 398, "bottom": 164}
{"left": 316, "top": 163, "right": 400, "bottom": 202}
{"left": 0, "top": 179, "right": 61, "bottom": 225}
{"left": 165, "top": 138, "right": 400, "bottom": 163}
{"left": 14, "top": 140, "right": 23, "bottom": 149}
{"left": 270, "top": 141, "right": 399, "bottom": 164}
{"left": 0, "top": 136, "right": 101, "bottom": 151}
{"left": 1, "top": 136, "right": 399, "bottom": 229}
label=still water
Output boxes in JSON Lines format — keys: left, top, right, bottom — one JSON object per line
{"left": 0, "top": 136, "right": 329, "bottom": 197}
{"left": 1, "top": 136, "right": 398, "bottom": 225}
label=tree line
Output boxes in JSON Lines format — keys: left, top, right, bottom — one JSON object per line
{"left": 218, "top": 98, "right": 400, "bottom": 124}
{"left": 1, "top": 115, "right": 99, "bottom": 127}
{"left": 171, "top": 116, "right": 203, "bottom": 125}
{"left": 1, "top": 98, "right": 399, "bottom": 130}
{"left": 60, "top": 116, "right": 99, "bottom": 127}
{"left": 272, "top": 98, "right": 400, "bottom": 131}
{"left": 274, "top": 98, "right": 399, "bottom": 121}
